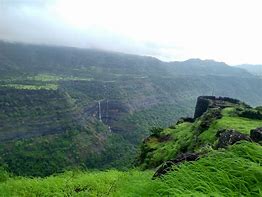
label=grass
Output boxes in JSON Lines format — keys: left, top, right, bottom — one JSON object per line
{"left": 27, "top": 74, "right": 94, "bottom": 82}
{"left": 199, "top": 108, "right": 262, "bottom": 145}
{"left": 140, "top": 122, "right": 194, "bottom": 168}
{"left": 140, "top": 106, "right": 262, "bottom": 169}
{"left": 0, "top": 170, "right": 160, "bottom": 197}
{"left": 0, "top": 142, "right": 261, "bottom": 196}
{"left": 0, "top": 83, "right": 58, "bottom": 90}
{"left": 160, "top": 142, "right": 262, "bottom": 196}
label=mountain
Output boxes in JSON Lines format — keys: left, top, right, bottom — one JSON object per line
{"left": 1, "top": 41, "right": 262, "bottom": 176}
{"left": 237, "top": 64, "right": 262, "bottom": 76}
{"left": 168, "top": 59, "right": 252, "bottom": 76}
{"left": 1, "top": 96, "right": 261, "bottom": 196}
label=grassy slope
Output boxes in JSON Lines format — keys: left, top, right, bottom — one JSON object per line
{"left": 0, "top": 142, "right": 261, "bottom": 196}
{"left": 139, "top": 106, "right": 262, "bottom": 169}
{"left": 198, "top": 107, "right": 262, "bottom": 146}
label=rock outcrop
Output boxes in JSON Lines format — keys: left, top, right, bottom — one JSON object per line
{"left": 216, "top": 129, "right": 251, "bottom": 148}
{"left": 194, "top": 96, "right": 245, "bottom": 119}
{"left": 153, "top": 152, "right": 200, "bottom": 178}
{"left": 250, "top": 128, "right": 262, "bottom": 142}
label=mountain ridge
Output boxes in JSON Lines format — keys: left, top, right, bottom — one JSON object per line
{"left": 0, "top": 40, "right": 252, "bottom": 78}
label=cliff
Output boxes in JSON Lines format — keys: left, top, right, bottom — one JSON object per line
{"left": 138, "top": 96, "right": 262, "bottom": 169}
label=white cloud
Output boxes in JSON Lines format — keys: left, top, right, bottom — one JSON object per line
{"left": 0, "top": 0, "right": 262, "bottom": 64}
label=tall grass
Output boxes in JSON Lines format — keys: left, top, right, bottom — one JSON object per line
{"left": 159, "top": 141, "right": 262, "bottom": 196}
{"left": 0, "top": 142, "right": 261, "bottom": 196}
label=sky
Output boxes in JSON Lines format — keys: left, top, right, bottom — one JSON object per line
{"left": 0, "top": 0, "right": 262, "bottom": 65}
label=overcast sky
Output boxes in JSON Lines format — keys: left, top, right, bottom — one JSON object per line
{"left": 0, "top": 0, "right": 262, "bottom": 65}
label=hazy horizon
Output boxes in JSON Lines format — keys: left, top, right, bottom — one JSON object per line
{"left": 1, "top": 0, "right": 262, "bottom": 65}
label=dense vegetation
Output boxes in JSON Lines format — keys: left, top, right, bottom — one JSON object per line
{"left": 138, "top": 97, "right": 262, "bottom": 168}
{"left": 0, "top": 142, "right": 261, "bottom": 196}
{"left": 1, "top": 41, "right": 262, "bottom": 177}
{"left": 1, "top": 92, "right": 262, "bottom": 196}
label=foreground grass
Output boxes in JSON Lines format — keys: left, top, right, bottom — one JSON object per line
{"left": 160, "top": 141, "right": 262, "bottom": 196}
{"left": 0, "top": 142, "right": 261, "bottom": 196}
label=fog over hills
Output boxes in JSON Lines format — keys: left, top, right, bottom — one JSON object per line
{"left": 1, "top": 0, "right": 262, "bottom": 64}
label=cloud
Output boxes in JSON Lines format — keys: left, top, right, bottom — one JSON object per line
{"left": 0, "top": 0, "right": 180, "bottom": 60}
{"left": 0, "top": 0, "right": 262, "bottom": 64}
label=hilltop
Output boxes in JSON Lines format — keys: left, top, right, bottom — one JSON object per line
{"left": 138, "top": 96, "right": 262, "bottom": 169}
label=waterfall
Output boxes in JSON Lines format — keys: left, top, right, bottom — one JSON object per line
{"left": 106, "top": 100, "right": 109, "bottom": 123}
{"left": 98, "top": 101, "right": 102, "bottom": 122}
{"left": 98, "top": 99, "right": 111, "bottom": 133}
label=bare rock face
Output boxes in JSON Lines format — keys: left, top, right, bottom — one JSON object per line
{"left": 153, "top": 152, "right": 200, "bottom": 178}
{"left": 216, "top": 129, "right": 251, "bottom": 148}
{"left": 250, "top": 128, "right": 262, "bottom": 143}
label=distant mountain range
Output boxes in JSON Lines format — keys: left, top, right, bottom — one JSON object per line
{"left": 236, "top": 64, "right": 262, "bottom": 76}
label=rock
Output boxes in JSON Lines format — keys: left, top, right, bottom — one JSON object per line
{"left": 250, "top": 128, "right": 262, "bottom": 142}
{"left": 194, "top": 96, "right": 246, "bottom": 119}
{"left": 216, "top": 129, "right": 251, "bottom": 148}
{"left": 198, "top": 108, "right": 222, "bottom": 132}
{"left": 176, "top": 117, "right": 195, "bottom": 125}
{"left": 153, "top": 152, "right": 200, "bottom": 178}
{"left": 158, "top": 134, "right": 172, "bottom": 142}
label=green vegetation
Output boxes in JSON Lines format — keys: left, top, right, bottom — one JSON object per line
{"left": 199, "top": 107, "right": 262, "bottom": 145}
{"left": 1, "top": 41, "right": 262, "bottom": 193}
{"left": 159, "top": 142, "right": 262, "bottom": 197}
{"left": 27, "top": 73, "right": 93, "bottom": 82}
{"left": 0, "top": 142, "right": 261, "bottom": 196}
{"left": 0, "top": 83, "right": 58, "bottom": 90}
{"left": 138, "top": 101, "right": 262, "bottom": 169}
{"left": 139, "top": 122, "right": 194, "bottom": 168}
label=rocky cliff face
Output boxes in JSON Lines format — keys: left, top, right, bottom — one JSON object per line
{"left": 194, "top": 96, "right": 246, "bottom": 118}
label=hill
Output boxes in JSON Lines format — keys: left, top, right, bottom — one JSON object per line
{"left": 237, "top": 64, "right": 262, "bottom": 76}
{"left": 0, "top": 96, "right": 261, "bottom": 196}
{"left": 137, "top": 96, "right": 262, "bottom": 168}
{"left": 1, "top": 41, "right": 262, "bottom": 176}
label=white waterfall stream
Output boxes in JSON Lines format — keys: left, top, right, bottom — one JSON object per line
{"left": 98, "top": 100, "right": 111, "bottom": 132}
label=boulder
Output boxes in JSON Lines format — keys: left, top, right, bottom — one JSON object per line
{"left": 250, "top": 128, "right": 262, "bottom": 142}
{"left": 176, "top": 117, "right": 195, "bottom": 125}
{"left": 216, "top": 129, "right": 251, "bottom": 148}
{"left": 153, "top": 152, "right": 200, "bottom": 178}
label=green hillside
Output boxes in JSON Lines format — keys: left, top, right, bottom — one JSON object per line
{"left": 1, "top": 42, "right": 262, "bottom": 176}
{"left": 0, "top": 96, "right": 261, "bottom": 196}
{"left": 137, "top": 96, "right": 262, "bottom": 168}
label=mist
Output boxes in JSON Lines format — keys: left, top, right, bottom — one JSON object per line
{"left": 1, "top": 0, "right": 262, "bottom": 64}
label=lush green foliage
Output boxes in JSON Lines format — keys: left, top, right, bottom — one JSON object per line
{"left": 1, "top": 41, "right": 262, "bottom": 177}
{"left": 0, "top": 142, "right": 261, "bottom": 196}
{"left": 159, "top": 142, "right": 262, "bottom": 196}
{"left": 138, "top": 105, "right": 262, "bottom": 168}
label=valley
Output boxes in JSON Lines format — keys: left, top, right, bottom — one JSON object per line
{"left": 0, "top": 42, "right": 262, "bottom": 177}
